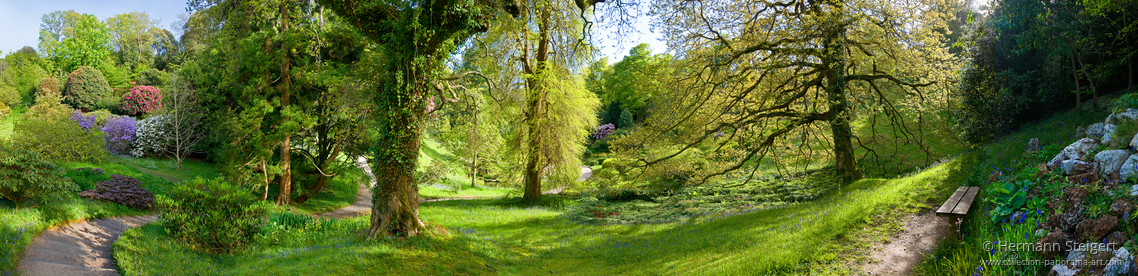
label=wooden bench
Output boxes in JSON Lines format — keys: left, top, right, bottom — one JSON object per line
{"left": 936, "top": 186, "right": 980, "bottom": 237}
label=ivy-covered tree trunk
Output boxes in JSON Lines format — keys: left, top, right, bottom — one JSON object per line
{"left": 369, "top": 77, "right": 426, "bottom": 237}
{"left": 823, "top": 22, "right": 862, "bottom": 183}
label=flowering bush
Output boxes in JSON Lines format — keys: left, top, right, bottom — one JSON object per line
{"left": 102, "top": 115, "right": 137, "bottom": 155}
{"left": 79, "top": 175, "right": 153, "bottom": 209}
{"left": 132, "top": 115, "right": 170, "bottom": 157}
{"left": 69, "top": 109, "right": 97, "bottom": 131}
{"left": 63, "top": 66, "right": 113, "bottom": 111}
{"left": 592, "top": 123, "right": 615, "bottom": 140}
{"left": 122, "top": 86, "right": 162, "bottom": 115}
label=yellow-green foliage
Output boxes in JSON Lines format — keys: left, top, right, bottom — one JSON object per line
{"left": 27, "top": 95, "right": 72, "bottom": 121}
{"left": 88, "top": 109, "right": 114, "bottom": 126}
{"left": 0, "top": 101, "right": 9, "bottom": 121}
{"left": 0, "top": 85, "right": 18, "bottom": 107}
{"left": 10, "top": 115, "right": 105, "bottom": 162}
{"left": 34, "top": 77, "right": 61, "bottom": 101}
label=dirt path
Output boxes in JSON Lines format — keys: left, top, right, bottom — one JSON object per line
{"left": 16, "top": 215, "right": 157, "bottom": 276}
{"left": 861, "top": 208, "right": 953, "bottom": 275}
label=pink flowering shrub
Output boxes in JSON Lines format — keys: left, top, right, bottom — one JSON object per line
{"left": 122, "top": 86, "right": 163, "bottom": 115}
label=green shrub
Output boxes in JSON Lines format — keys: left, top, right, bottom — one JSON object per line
{"left": 137, "top": 68, "right": 168, "bottom": 87}
{"left": 0, "top": 143, "right": 77, "bottom": 208}
{"left": 88, "top": 109, "right": 114, "bottom": 126}
{"left": 35, "top": 78, "right": 61, "bottom": 101}
{"left": 97, "top": 95, "right": 121, "bottom": 112}
{"left": 0, "top": 101, "right": 9, "bottom": 121}
{"left": 0, "top": 85, "right": 17, "bottom": 107}
{"left": 415, "top": 159, "right": 449, "bottom": 186}
{"left": 63, "top": 66, "right": 113, "bottom": 111}
{"left": 1115, "top": 92, "right": 1138, "bottom": 113}
{"left": 66, "top": 167, "right": 110, "bottom": 191}
{"left": 10, "top": 115, "right": 105, "bottom": 162}
{"left": 156, "top": 177, "right": 268, "bottom": 253}
{"left": 27, "top": 95, "right": 71, "bottom": 120}
{"left": 618, "top": 108, "right": 634, "bottom": 128}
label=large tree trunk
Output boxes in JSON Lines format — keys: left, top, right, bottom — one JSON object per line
{"left": 276, "top": 2, "right": 293, "bottom": 206}
{"left": 824, "top": 20, "right": 862, "bottom": 183}
{"left": 521, "top": 7, "right": 552, "bottom": 202}
{"left": 368, "top": 106, "right": 425, "bottom": 237}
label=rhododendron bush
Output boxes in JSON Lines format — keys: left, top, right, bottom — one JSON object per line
{"left": 122, "top": 86, "right": 162, "bottom": 115}
{"left": 103, "top": 115, "right": 137, "bottom": 155}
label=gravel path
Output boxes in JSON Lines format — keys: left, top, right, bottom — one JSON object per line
{"left": 861, "top": 208, "right": 953, "bottom": 275}
{"left": 16, "top": 215, "right": 157, "bottom": 276}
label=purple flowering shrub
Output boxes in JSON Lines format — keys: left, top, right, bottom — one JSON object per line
{"left": 102, "top": 115, "right": 137, "bottom": 155}
{"left": 122, "top": 86, "right": 163, "bottom": 115}
{"left": 78, "top": 175, "right": 154, "bottom": 209}
{"left": 592, "top": 123, "right": 615, "bottom": 140}
{"left": 69, "top": 109, "right": 96, "bottom": 131}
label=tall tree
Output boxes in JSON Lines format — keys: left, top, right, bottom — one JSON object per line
{"left": 39, "top": 11, "right": 113, "bottom": 73}
{"left": 106, "top": 12, "right": 158, "bottom": 70}
{"left": 318, "top": 0, "right": 523, "bottom": 236}
{"left": 619, "top": 0, "right": 955, "bottom": 183}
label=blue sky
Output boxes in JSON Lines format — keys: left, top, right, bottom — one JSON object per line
{"left": 0, "top": 0, "right": 188, "bottom": 54}
{"left": 0, "top": 1, "right": 665, "bottom": 61}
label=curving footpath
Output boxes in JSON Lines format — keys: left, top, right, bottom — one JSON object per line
{"left": 16, "top": 214, "right": 157, "bottom": 276}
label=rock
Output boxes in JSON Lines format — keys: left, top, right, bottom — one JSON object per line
{"left": 1049, "top": 138, "right": 1099, "bottom": 169}
{"left": 1132, "top": 185, "right": 1138, "bottom": 196}
{"left": 1111, "top": 200, "right": 1135, "bottom": 217}
{"left": 1048, "top": 207, "right": 1086, "bottom": 233}
{"left": 1068, "top": 243, "right": 1114, "bottom": 272}
{"left": 1122, "top": 155, "right": 1138, "bottom": 183}
{"left": 1079, "top": 126, "right": 1088, "bottom": 139}
{"left": 1131, "top": 134, "right": 1138, "bottom": 150}
{"left": 1106, "top": 124, "right": 1119, "bottom": 135}
{"left": 1114, "top": 109, "right": 1138, "bottom": 124}
{"left": 1106, "top": 247, "right": 1133, "bottom": 276}
{"left": 1038, "top": 230, "right": 1072, "bottom": 260}
{"left": 1050, "top": 264, "right": 1078, "bottom": 276}
{"left": 1062, "top": 159, "right": 1093, "bottom": 176}
{"left": 1105, "top": 132, "right": 1116, "bottom": 145}
{"left": 1106, "top": 231, "right": 1129, "bottom": 250}
{"left": 1029, "top": 138, "right": 1042, "bottom": 152}
{"left": 1076, "top": 215, "right": 1119, "bottom": 242}
{"left": 1089, "top": 123, "right": 1107, "bottom": 139}
{"left": 1066, "top": 187, "right": 1089, "bottom": 206}
{"left": 1099, "top": 150, "right": 1132, "bottom": 182}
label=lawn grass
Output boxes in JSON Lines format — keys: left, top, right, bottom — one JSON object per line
{"left": 419, "top": 185, "right": 512, "bottom": 200}
{"left": 113, "top": 152, "right": 972, "bottom": 275}
{"left": 0, "top": 109, "right": 24, "bottom": 139}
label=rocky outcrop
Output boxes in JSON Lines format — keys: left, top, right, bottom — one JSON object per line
{"left": 1049, "top": 138, "right": 1100, "bottom": 170}
{"left": 1097, "top": 150, "right": 1131, "bottom": 181}
{"left": 1121, "top": 155, "right": 1138, "bottom": 182}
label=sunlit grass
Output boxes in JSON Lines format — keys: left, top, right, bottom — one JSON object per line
{"left": 0, "top": 109, "right": 24, "bottom": 139}
{"left": 114, "top": 154, "right": 970, "bottom": 275}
